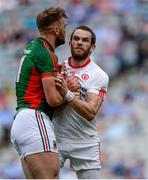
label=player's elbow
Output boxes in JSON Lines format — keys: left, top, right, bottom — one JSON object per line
{"left": 87, "top": 105, "right": 100, "bottom": 121}
{"left": 47, "top": 97, "right": 64, "bottom": 107}
{"left": 86, "top": 111, "right": 96, "bottom": 121}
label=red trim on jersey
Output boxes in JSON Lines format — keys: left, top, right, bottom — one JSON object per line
{"left": 41, "top": 72, "right": 53, "bottom": 79}
{"left": 23, "top": 68, "right": 45, "bottom": 108}
{"left": 98, "top": 88, "right": 106, "bottom": 99}
{"left": 43, "top": 41, "right": 59, "bottom": 75}
{"left": 68, "top": 57, "right": 91, "bottom": 69}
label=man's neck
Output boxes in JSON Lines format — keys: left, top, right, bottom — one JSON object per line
{"left": 69, "top": 57, "right": 90, "bottom": 68}
{"left": 40, "top": 34, "right": 55, "bottom": 50}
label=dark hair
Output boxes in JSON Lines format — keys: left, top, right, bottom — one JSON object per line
{"left": 70, "top": 26, "right": 96, "bottom": 45}
{"left": 36, "top": 7, "right": 67, "bottom": 32}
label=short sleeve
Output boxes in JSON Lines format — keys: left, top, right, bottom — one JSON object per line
{"left": 35, "top": 50, "right": 56, "bottom": 79}
{"left": 88, "top": 72, "right": 109, "bottom": 100}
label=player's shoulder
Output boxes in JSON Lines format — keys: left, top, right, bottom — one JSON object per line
{"left": 91, "top": 61, "right": 108, "bottom": 75}
{"left": 25, "top": 38, "right": 42, "bottom": 55}
{"left": 30, "top": 38, "right": 54, "bottom": 61}
{"left": 91, "top": 61, "right": 109, "bottom": 80}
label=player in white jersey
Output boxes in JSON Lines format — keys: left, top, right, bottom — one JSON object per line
{"left": 54, "top": 26, "right": 109, "bottom": 179}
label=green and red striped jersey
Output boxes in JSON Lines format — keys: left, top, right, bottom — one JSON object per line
{"left": 16, "top": 37, "right": 58, "bottom": 119}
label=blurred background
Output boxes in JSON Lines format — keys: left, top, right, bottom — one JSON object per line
{"left": 0, "top": 0, "right": 148, "bottom": 178}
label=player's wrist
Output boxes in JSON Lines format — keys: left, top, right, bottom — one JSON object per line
{"left": 64, "top": 90, "right": 74, "bottom": 102}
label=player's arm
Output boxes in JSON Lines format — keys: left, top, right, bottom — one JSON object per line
{"left": 54, "top": 75, "right": 80, "bottom": 111}
{"left": 35, "top": 51, "right": 65, "bottom": 107}
{"left": 42, "top": 76, "right": 65, "bottom": 107}
{"left": 69, "top": 92, "right": 103, "bottom": 121}
{"left": 55, "top": 73, "right": 109, "bottom": 121}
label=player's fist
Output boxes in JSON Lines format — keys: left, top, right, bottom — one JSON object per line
{"left": 67, "top": 76, "right": 80, "bottom": 92}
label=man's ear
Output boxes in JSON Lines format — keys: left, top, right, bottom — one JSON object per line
{"left": 54, "top": 25, "right": 60, "bottom": 35}
{"left": 89, "top": 44, "right": 96, "bottom": 55}
{"left": 91, "top": 44, "right": 96, "bottom": 52}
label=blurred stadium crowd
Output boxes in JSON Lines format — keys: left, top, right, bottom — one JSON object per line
{"left": 0, "top": 0, "right": 148, "bottom": 178}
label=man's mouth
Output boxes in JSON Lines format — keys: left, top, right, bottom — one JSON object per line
{"left": 76, "top": 47, "right": 83, "bottom": 51}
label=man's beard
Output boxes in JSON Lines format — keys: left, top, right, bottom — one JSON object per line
{"left": 71, "top": 46, "right": 91, "bottom": 60}
{"left": 55, "top": 31, "right": 65, "bottom": 47}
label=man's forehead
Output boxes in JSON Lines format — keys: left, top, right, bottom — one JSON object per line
{"left": 74, "top": 29, "right": 91, "bottom": 38}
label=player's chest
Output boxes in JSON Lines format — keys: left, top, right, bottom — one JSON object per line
{"left": 67, "top": 68, "right": 93, "bottom": 100}
{"left": 68, "top": 68, "right": 92, "bottom": 86}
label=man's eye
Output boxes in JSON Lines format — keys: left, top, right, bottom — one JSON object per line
{"left": 74, "top": 36, "right": 79, "bottom": 41}
{"left": 83, "top": 39, "right": 89, "bottom": 42}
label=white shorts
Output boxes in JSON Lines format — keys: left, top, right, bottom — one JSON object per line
{"left": 58, "top": 141, "right": 101, "bottom": 171}
{"left": 10, "top": 109, "right": 58, "bottom": 158}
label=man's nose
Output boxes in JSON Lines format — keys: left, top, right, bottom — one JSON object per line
{"left": 77, "top": 40, "right": 83, "bottom": 45}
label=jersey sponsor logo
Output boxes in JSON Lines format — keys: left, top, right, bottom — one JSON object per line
{"left": 69, "top": 71, "right": 80, "bottom": 76}
{"left": 24, "top": 49, "right": 31, "bottom": 54}
{"left": 81, "top": 74, "right": 89, "bottom": 80}
{"left": 79, "top": 86, "right": 87, "bottom": 100}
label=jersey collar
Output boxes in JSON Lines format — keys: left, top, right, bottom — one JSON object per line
{"left": 68, "top": 57, "right": 91, "bottom": 69}
{"left": 39, "top": 37, "right": 54, "bottom": 52}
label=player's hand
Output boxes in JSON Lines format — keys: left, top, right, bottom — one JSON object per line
{"left": 55, "top": 74, "right": 68, "bottom": 96}
{"left": 73, "top": 92, "right": 80, "bottom": 99}
{"left": 58, "top": 64, "right": 67, "bottom": 79}
{"left": 67, "top": 76, "right": 80, "bottom": 92}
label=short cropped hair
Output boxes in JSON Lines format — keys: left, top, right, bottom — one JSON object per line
{"left": 36, "top": 7, "right": 67, "bottom": 33}
{"left": 70, "top": 26, "right": 96, "bottom": 45}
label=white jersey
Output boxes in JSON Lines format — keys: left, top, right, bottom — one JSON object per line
{"left": 53, "top": 58, "right": 109, "bottom": 143}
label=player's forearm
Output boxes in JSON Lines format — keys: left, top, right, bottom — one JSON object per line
{"left": 42, "top": 77, "right": 65, "bottom": 107}
{"left": 47, "top": 91, "right": 65, "bottom": 107}
{"left": 69, "top": 97, "right": 97, "bottom": 121}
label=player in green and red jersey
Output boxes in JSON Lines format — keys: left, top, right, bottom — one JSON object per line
{"left": 10, "top": 7, "right": 67, "bottom": 179}
{"left": 16, "top": 36, "right": 59, "bottom": 119}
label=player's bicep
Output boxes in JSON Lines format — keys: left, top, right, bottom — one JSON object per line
{"left": 42, "top": 77, "right": 63, "bottom": 106}
{"left": 42, "top": 76, "right": 56, "bottom": 99}
{"left": 88, "top": 73, "right": 109, "bottom": 100}
{"left": 35, "top": 52, "right": 55, "bottom": 76}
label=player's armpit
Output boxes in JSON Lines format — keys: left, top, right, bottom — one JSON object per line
{"left": 42, "top": 76, "right": 64, "bottom": 107}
